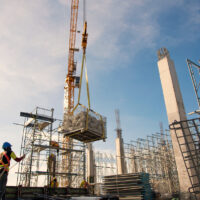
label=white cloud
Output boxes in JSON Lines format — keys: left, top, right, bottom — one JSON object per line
{"left": 85, "top": 0, "right": 199, "bottom": 70}
{"left": 0, "top": 1, "right": 67, "bottom": 113}
{"left": 184, "top": 2, "right": 200, "bottom": 35}
{"left": 82, "top": 0, "right": 160, "bottom": 71}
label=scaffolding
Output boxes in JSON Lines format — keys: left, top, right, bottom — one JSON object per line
{"left": 170, "top": 118, "right": 200, "bottom": 199}
{"left": 94, "top": 151, "right": 117, "bottom": 195}
{"left": 123, "top": 131, "right": 179, "bottom": 195}
{"left": 93, "top": 129, "right": 179, "bottom": 196}
{"left": 187, "top": 59, "right": 200, "bottom": 109}
{"left": 17, "top": 107, "right": 86, "bottom": 188}
{"left": 94, "top": 151, "right": 117, "bottom": 184}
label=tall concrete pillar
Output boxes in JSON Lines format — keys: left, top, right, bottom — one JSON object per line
{"left": 86, "top": 143, "right": 95, "bottom": 184}
{"left": 116, "top": 130, "right": 127, "bottom": 174}
{"left": 115, "top": 110, "right": 127, "bottom": 175}
{"left": 157, "top": 48, "right": 198, "bottom": 199}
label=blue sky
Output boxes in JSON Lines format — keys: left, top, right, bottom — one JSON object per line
{"left": 0, "top": 0, "right": 200, "bottom": 184}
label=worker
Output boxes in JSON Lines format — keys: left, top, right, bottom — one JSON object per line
{"left": 50, "top": 141, "right": 59, "bottom": 153}
{"left": 50, "top": 177, "right": 59, "bottom": 188}
{"left": 0, "top": 142, "right": 25, "bottom": 200}
{"left": 80, "top": 179, "right": 89, "bottom": 189}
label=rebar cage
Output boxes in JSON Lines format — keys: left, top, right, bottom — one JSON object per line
{"left": 170, "top": 118, "right": 200, "bottom": 199}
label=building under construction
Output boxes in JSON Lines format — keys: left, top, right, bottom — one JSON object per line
{"left": 3, "top": 0, "right": 200, "bottom": 199}
{"left": 16, "top": 107, "right": 86, "bottom": 188}
{"left": 5, "top": 53, "right": 200, "bottom": 200}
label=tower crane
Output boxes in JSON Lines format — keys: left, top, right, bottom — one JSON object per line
{"left": 62, "top": 0, "right": 88, "bottom": 187}
{"left": 62, "top": 0, "right": 80, "bottom": 187}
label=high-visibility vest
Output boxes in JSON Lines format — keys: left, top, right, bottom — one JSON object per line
{"left": 80, "top": 180, "right": 88, "bottom": 189}
{"left": 0, "top": 152, "right": 10, "bottom": 172}
{"left": 50, "top": 178, "right": 58, "bottom": 188}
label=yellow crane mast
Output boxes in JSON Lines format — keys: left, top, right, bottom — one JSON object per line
{"left": 62, "top": 0, "right": 79, "bottom": 187}
{"left": 64, "top": 0, "right": 79, "bottom": 113}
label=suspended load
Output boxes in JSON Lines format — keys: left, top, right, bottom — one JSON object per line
{"left": 62, "top": 105, "right": 107, "bottom": 143}
{"left": 60, "top": 22, "right": 107, "bottom": 143}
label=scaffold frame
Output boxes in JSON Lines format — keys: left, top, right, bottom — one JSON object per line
{"left": 16, "top": 107, "right": 86, "bottom": 188}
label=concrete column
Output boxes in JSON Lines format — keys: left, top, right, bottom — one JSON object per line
{"left": 116, "top": 130, "right": 127, "bottom": 174}
{"left": 86, "top": 143, "right": 95, "bottom": 183}
{"left": 157, "top": 48, "right": 198, "bottom": 199}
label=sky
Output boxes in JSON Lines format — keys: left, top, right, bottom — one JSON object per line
{"left": 0, "top": 0, "right": 200, "bottom": 185}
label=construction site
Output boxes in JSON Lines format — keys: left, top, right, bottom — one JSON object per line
{"left": 1, "top": 1, "right": 200, "bottom": 200}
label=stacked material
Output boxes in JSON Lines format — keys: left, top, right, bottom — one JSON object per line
{"left": 63, "top": 111, "right": 103, "bottom": 133}
{"left": 62, "top": 108, "right": 107, "bottom": 142}
{"left": 102, "top": 173, "right": 153, "bottom": 200}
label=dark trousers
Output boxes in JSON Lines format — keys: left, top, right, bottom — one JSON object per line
{"left": 0, "top": 170, "right": 7, "bottom": 200}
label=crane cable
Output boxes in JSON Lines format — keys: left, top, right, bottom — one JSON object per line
{"left": 73, "top": 14, "right": 89, "bottom": 112}
{"left": 83, "top": 0, "right": 86, "bottom": 23}
{"left": 73, "top": 53, "right": 90, "bottom": 112}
